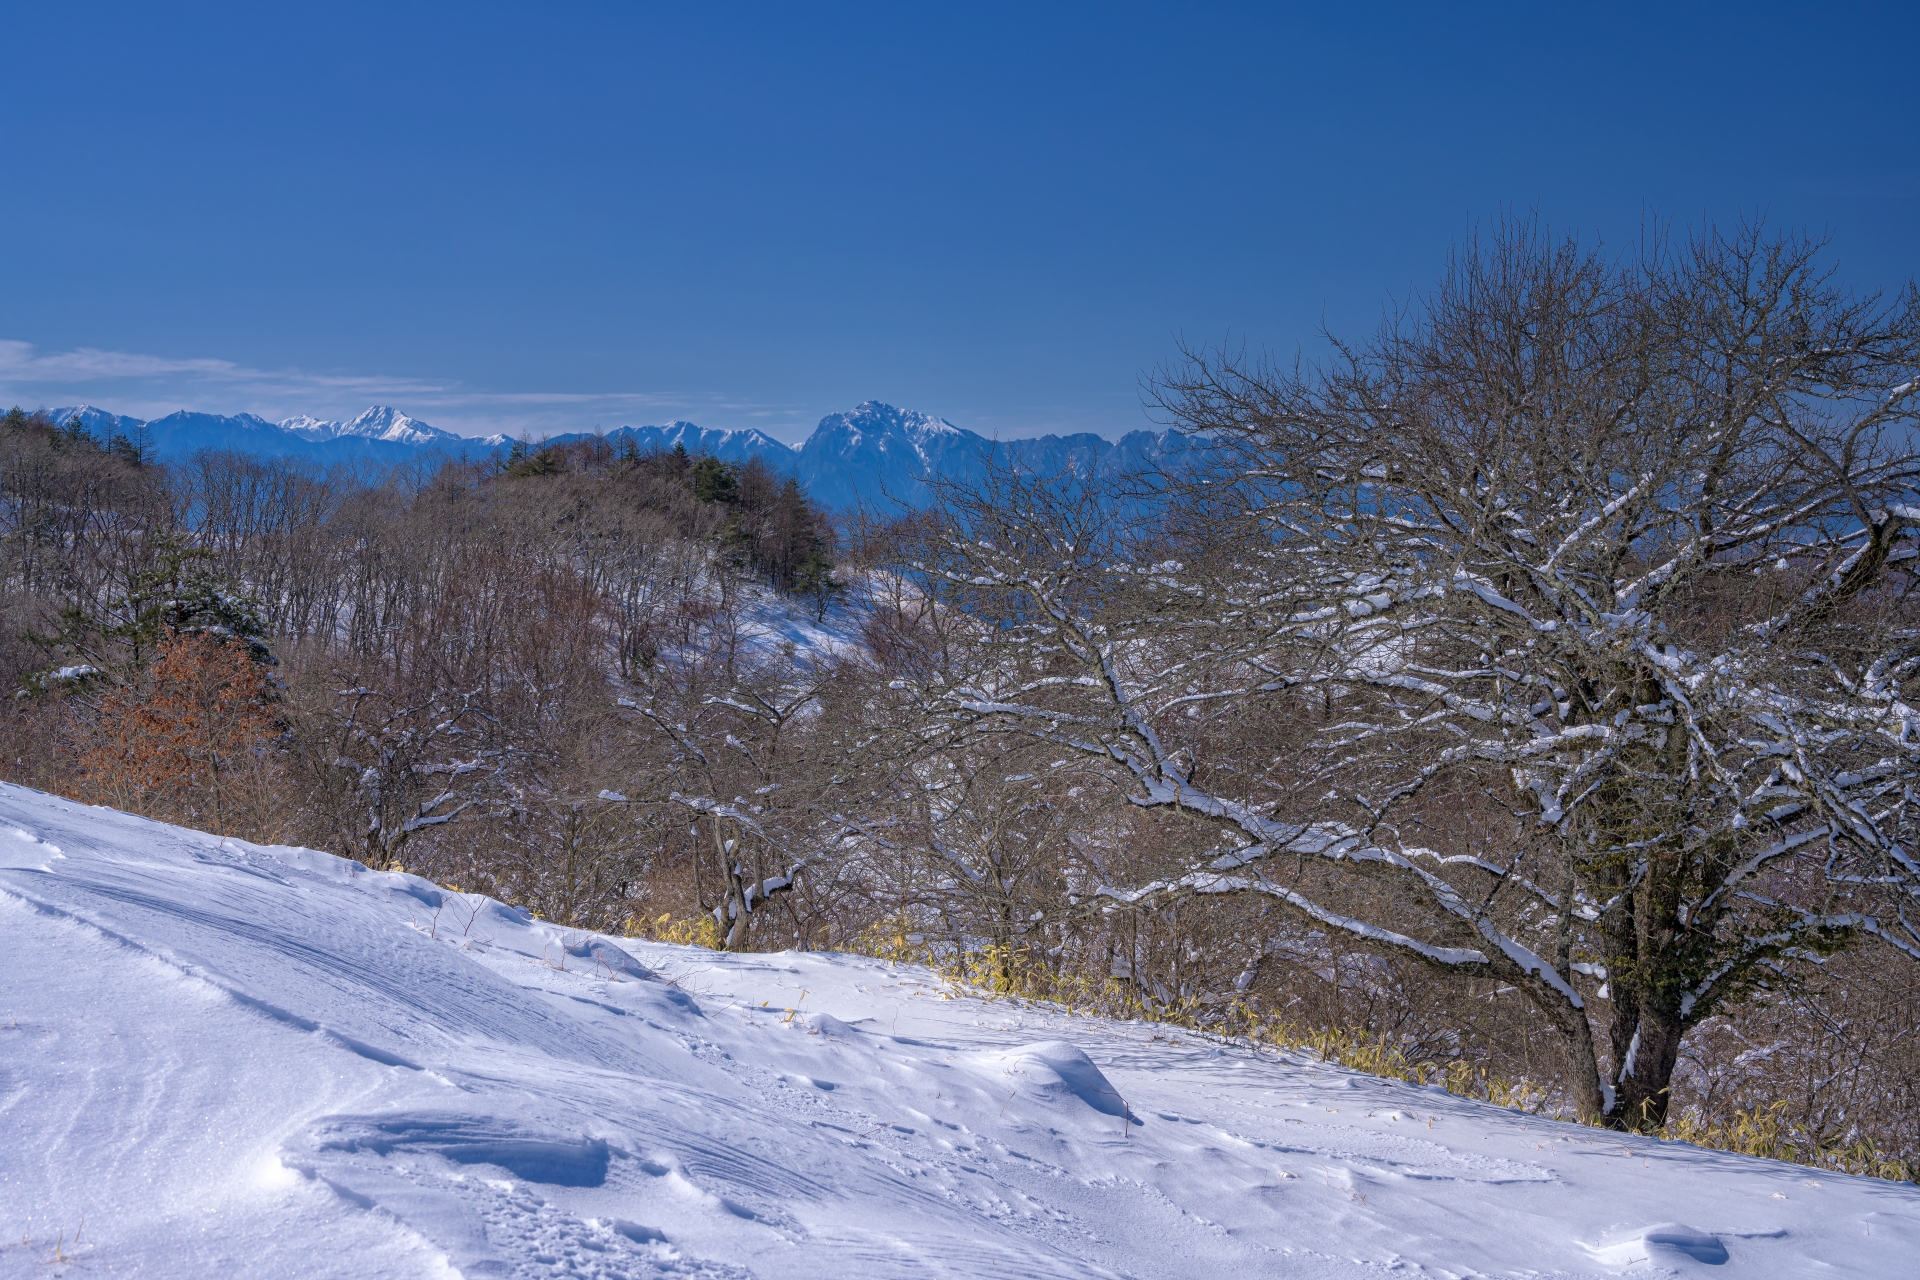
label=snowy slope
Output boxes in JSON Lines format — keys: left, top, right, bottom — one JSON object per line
{"left": 277, "top": 407, "right": 485, "bottom": 448}
{"left": 2, "top": 785, "right": 1914, "bottom": 1279}
{"left": 37, "top": 404, "right": 141, "bottom": 437}
{"left": 723, "top": 577, "right": 872, "bottom": 668}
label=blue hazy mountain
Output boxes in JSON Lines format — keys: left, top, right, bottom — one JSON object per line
{"left": 39, "top": 400, "right": 1191, "bottom": 508}
{"left": 554, "top": 422, "right": 796, "bottom": 468}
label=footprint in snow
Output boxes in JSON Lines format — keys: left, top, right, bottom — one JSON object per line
{"left": 1588, "top": 1222, "right": 1731, "bottom": 1268}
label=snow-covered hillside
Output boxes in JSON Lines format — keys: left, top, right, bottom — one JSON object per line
{"left": 1, "top": 785, "right": 1913, "bottom": 1278}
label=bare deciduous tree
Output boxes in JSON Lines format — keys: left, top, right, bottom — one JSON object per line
{"left": 908, "top": 223, "right": 1920, "bottom": 1127}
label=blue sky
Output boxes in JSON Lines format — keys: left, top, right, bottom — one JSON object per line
{"left": 3, "top": 2, "right": 1915, "bottom": 442}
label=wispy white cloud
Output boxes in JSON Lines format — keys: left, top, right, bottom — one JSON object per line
{"left": 0, "top": 340, "right": 251, "bottom": 381}
{"left": 0, "top": 339, "right": 452, "bottom": 400}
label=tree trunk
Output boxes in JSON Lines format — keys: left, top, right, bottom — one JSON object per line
{"left": 1561, "top": 1011, "right": 1608, "bottom": 1124}
{"left": 1608, "top": 995, "right": 1683, "bottom": 1130}
{"left": 712, "top": 816, "right": 751, "bottom": 950}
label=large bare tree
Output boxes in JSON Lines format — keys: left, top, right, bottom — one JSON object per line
{"left": 907, "top": 224, "right": 1920, "bottom": 1126}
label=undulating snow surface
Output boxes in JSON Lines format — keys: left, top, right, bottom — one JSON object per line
{"left": 1, "top": 785, "right": 1913, "bottom": 1278}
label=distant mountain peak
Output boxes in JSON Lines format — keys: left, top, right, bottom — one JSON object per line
{"left": 346, "top": 405, "right": 454, "bottom": 444}
{"left": 277, "top": 414, "right": 336, "bottom": 441}
{"left": 835, "top": 401, "right": 961, "bottom": 435}
{"left": 279, "top": 405, "right": 458, "bottom": 446}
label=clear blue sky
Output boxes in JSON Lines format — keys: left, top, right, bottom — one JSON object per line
{"left": 3, "top": 2, "right": 1915, "bottom": 441}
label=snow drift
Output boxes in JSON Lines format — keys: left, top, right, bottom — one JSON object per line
{"left": 0, "top": 783, "right": 1913, "bottom": 1277}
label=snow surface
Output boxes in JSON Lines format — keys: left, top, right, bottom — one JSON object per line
{"left": 726, "top": 577, "right": 871, "bottom": 669}
{"left": 1, "top": 784, "right": 1914, "bottom": 1278}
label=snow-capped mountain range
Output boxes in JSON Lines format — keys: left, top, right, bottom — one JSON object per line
{"left": 40, "top": 399, "right": 1193, "bottom": 509}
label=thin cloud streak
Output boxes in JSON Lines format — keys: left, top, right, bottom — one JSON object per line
{"left": 0, "top": 340, "right": 247, "bottom": 381}
{"left": 0, "top": 339, "right": 452, "bottom": 396}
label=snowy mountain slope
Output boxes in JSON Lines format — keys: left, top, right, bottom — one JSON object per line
{"left": 279, "top": 406, "right": 490, "bottom": 448}
{"left": 2, "top": 785, "right": 1912, "bottom": 1279}
{"left": 275, "top": 413, "right": 339, "bottom": 440}
{"left": 36, "top": 404, "right": 141, "bottom": 438}
{"left": 794, "top": 401, "right": 984, "bottom": 511}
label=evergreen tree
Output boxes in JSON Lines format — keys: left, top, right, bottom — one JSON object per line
{"left": 793, "top": 546, "right": 843, "bottom": 622}
{"left": 691, "top": 455, "right": 737, "bottom": 504}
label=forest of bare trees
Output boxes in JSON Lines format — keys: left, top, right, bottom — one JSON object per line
{"left": 3, "top": 223, "right": 1915, "bottom": 1175}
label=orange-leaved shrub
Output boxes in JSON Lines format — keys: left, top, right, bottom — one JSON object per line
{"left": 76, "top": 630, "right": 278, "bottom": 834}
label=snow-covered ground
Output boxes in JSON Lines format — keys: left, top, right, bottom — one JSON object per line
{"left": 728, "top": 579, "right": 869, "bottom": 668}
{"left": 2, "top": 785, "right": 1914, "bottom": 1278}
